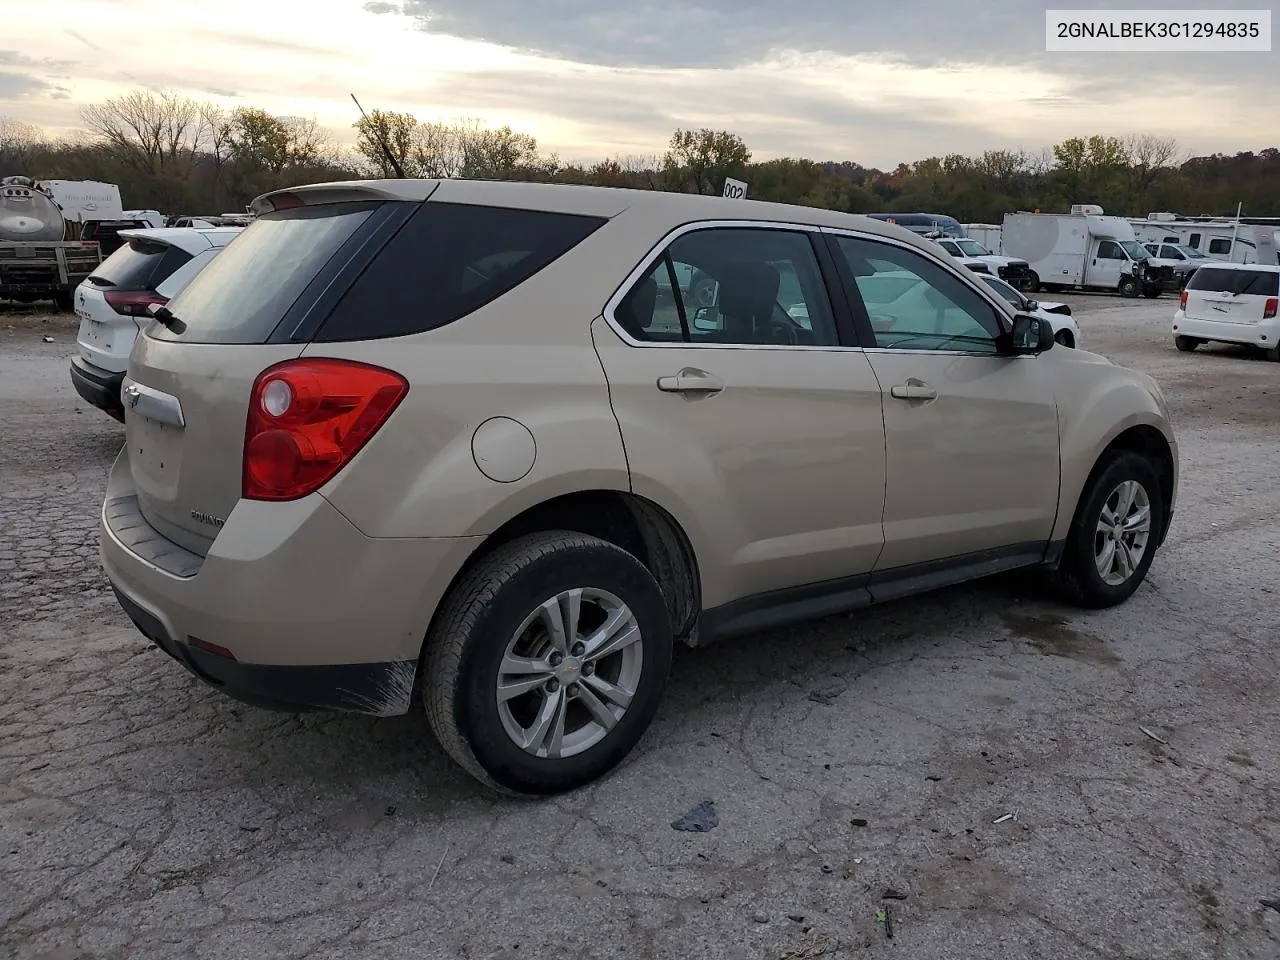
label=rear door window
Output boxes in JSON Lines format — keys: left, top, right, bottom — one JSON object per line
{"left": 1187, "top": 268, "right": 1279, "bottom": 297}
{"left": 86, "top": 239, "right": 190, "bottom": 291}
{"left": 314, "top": 202, "right": 607, "bottom": 342}
{"left": 151, "top": 201, "right": 382, "bottom": 344}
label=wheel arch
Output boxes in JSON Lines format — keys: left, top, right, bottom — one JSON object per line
{"left": 1053, "top": 419, "right": 1176, "bottom": 556}
{"left": 420, "top": 489, "right": 704, "bottom": 671}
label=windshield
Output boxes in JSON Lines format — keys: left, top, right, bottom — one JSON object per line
{"left": 982, "top": 276, "right": 1022, "bottom": 307}
{"left": 1120, "top": 241, "right": 1149, "bottom": 260}
{"left": 153, "top": 201, "right": 380, "bottom": 344}
{"left": 956, "top": 239, "right": 989, "bottom": 257}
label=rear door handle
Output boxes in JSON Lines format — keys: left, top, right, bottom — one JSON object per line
{"left": 656, "top": 368, "right": 724, "bottom": 394}
{"left": 890, "top": 382, "right": 938, "bottom": 402}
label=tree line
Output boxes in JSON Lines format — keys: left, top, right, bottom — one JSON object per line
{"left": 3, "top": 89, "right": 1278, "bottom": 222}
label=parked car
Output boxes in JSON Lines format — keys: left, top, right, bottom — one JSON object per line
{"left": 1172, "top": 262, "right": 1280, "bottom": 359}
{"left": 936, "top": 237, "right": 1036, "bottom": 291}
{"left": 100, "top": 181, "right": 1178, "bottom": 794}
{"left": 980, "top": 274, "right": 1081, "bottom": 348}
{"left": 69, "top": 227, "right": 242, "bottom": 419}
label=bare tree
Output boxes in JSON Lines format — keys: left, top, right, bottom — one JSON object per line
{"left": 1123, "top": 134, "right": 1179, "bottom": 209}
{"left": 0, "top": 117, "right": 45, "bottom": 170}
{"left": 80, "top": 90, "right": 207, "bottom": 178}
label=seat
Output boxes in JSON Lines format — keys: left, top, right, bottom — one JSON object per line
{"left": 715, "top": 262, "right": 781, "bottom": 344}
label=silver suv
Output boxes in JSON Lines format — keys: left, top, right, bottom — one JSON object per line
{"left": 101, "top": 180, "right": 1178, "bottom": 794}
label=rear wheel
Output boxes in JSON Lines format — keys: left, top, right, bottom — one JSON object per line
{"left": 423, "top": 531, "right": 673, "bottom": 795}
{"left": 1118, "top": 277, "right": 1140, "bottom": 298}
{"left": 1053, "top": 452, "right": 1163, "bottom": 609}
{"left": 52, "top": 292, "right": 74, "bottom": 311}
{"left": 1264, "top": 346, "right": 1280, "bottom": 362}
{"left": 1174, "top": 335, "right": 1200, "bottom": 352}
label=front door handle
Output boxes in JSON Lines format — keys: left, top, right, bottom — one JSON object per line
{"left": 656, "top": 368, "right": 724, "bottom": 394}
{"left": 890, "top": 382, "right": 938, "bottom": 402}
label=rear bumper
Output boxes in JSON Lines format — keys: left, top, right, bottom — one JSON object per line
{"left": 69, "top": 358, "right": 125, "bottom": 421}
{"left": 1172, "top": 311, "right": 1280, "bottom": 348}
{"left": 100, "top": 447, "right": 482, "bottom": 716}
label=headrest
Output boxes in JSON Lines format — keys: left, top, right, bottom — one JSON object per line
{"left": 618, "top": 275, "right": 657, "bottom": 336}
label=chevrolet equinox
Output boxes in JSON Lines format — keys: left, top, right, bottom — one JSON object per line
{"left": 100, "top": 179, "right": 1178, "bottom": 794}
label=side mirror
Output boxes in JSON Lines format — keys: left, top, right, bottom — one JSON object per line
{"left": 1005, "top": 312, "right": 1055, "bottom": 354}
{"left": 1025, "top": 298, "right": 1039, "bottom": 310}
{"left": 691, "top": 307, "right": 721, "bottom": 332}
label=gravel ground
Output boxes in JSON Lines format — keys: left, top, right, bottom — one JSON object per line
{"left": 2, "top": 298, "right": 1278, "bottom": 960}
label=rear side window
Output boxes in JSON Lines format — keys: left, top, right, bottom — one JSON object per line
{"left": 87, "top": 239, "right": 189, "bottom": 291}
{"left": 153, "top": 202, "right": 380, "bottom": 344}
{"left": 314, "top": 202, "right": 607, "bottom": 342}
{"left": 1208, "top": 238, "right": 1233, "bottom": 255}
{"left": 1187, "top": 268, "right": 1280, "bottom": 297}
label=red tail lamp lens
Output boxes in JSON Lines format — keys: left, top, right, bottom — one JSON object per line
{"left": 1179, "top": 290, "right": 1188, "bottom": 309}
{"left": 1265, "top": 298, "right": 1278, "bottom": 320}
{"left": 243, "top": 359, "right": 408, "bottom": 501}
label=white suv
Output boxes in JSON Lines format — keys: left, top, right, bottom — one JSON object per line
{"left": 1172, "top": 262, "right": 1280, "bottom": 359}
{"left": 69, "top": 227, "right": 242, "bottom": 419}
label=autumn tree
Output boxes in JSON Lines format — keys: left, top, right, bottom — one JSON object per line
{"left": 661, "top": 129, "right": 751, "bottom": 195}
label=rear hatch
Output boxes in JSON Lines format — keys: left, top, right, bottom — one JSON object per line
{"left": 122, "top": 197, "right": 409, "bottom": 554}
{"left": 1183, "top": 266, "right": 1280, "bottom": 325}
{"left": 77, "top": 237, "right": 193, "bottom": 373}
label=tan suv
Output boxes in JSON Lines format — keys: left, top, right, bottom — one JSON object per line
{"left": 100, "top": 180, "right": 1178, "bottom": 794}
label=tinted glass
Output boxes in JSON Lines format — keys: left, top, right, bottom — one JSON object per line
{"left": 1187, "top": 268, "right": 1279, "bottom": 296}
{"left": 152, "top": 201, "right": 379, "bottom": 344}
{"left": 1208, "top": 238, "right": 1232, "bottom": 254}
{"left": 316, "top": 202, "right": 607, "bottom": 342}
{"left": 1189, "top": 233, "right": 1201, "bottom": 247}
{"left": 1160, "top": 245, "right": 1183, "bottom": 259}
{"left": 87, "top": 239, "right": 189, "bottom": 291}
{"left": 616, "top": 228, "right": 839, "bottom": 347}
{"left": 836, "top": 236, "right": 1001, "bottom": 353}
{"left": 1097, "top": 241, "right": 1124, "bottom": 260}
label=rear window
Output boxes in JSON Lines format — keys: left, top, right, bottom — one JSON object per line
{"left": 152, "top": 201, "right": 380, "bottom": 344}
{"left": 1187, "top": 268, "right": 1280, "bottom": 297}
{"left": 313, "top": 201, "right": 607, "bottom": 342}
{"left": 87, "top": 239, "right": 189, "bottom": 291}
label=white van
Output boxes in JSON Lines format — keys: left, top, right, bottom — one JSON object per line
{"left": 1172, "top": 262, "right": 1280, "bottom": 360}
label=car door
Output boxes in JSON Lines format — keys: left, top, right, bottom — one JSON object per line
{"left": 1088, "top": 240, "right": 1126, "bottom": 288}
{"left": 825, "top": 231, "right": 1060, "bottom": 572}
{"left": 593, "top": 224, "right": 887, "bottom": 608}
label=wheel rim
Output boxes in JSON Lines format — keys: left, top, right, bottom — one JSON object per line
{"left": 496, "top": 588, "right": 644, "bottom": 759}
{"left": 1094, "top": 480, "right": 1152, "bottom": 586}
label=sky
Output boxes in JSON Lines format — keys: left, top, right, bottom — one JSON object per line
{"left": 0, "top": 0, "right": 1275, "bottom": 168}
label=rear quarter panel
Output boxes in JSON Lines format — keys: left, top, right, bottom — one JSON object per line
{"left": 310, "top": 205, "right": 689, "bottom": 540}
{"left": 1050, "top": 349, "right": 1178, "bottom": 543}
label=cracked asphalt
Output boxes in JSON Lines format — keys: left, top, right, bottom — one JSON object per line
{"left": 2, "top": 296, "right": 1278, "bottom": 960}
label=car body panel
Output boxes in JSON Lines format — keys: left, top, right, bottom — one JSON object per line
{"left": 100, "top": 179, "right": 1179, "bottom": 720}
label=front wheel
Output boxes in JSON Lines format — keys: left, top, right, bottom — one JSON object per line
{"left": 1054, "top": 330, "right": 1074, "bottom": 348}
{"left": 1118, "top": 277, "right": 1140, "bottom": 298}
{"left": 423, "top": 531, "right": 673, "bottom": 795}
{"left": 1053, "top": 452, "right": 1164, "bottom": 609}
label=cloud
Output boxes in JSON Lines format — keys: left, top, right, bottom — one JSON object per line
{"left": 363, "top": 1, "right": 400, "bottom": 12}
{"left": 0, "top": 70, "right": 71, "bottom": 101}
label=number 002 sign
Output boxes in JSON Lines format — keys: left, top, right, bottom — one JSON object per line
{"left": 723, "top": 178, "right": 748, "bottom": 199}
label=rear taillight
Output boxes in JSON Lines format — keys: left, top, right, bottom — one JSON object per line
{"left": 243, "top": 359, "right": 408, "bottom": 501}
{"left": 104, "top": 290, "right": 166, "bottom": 316}
{"left": 1179, "top": 290, "right": 1188, "bottom": 310}
{"left": 1265, "top": 298, "right": 1278, "bottom": 320}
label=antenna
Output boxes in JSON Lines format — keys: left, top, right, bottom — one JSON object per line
{"left": 350, "top": 93, "right": 405, "bottom": 179}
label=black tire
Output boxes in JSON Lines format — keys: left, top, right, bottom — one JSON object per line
{"left": 53, "top": 292, "right": 74, "bottom": 311}
{"left": 1024, "top": 271, "right": 1040, "bottom": 294}
{"left": 1264, "top": 346, "right": 1280, "bottom": 363}
{"left": 423, "top": 531, "right": 673, "bottom": 795}
{"left": 1054, "top": 330, "right": 1074, "bottom": 348}
{"left": 1174, "top": 335, "right": 1199, "bottom": 353}
{"left": 1053, "top": 451, "right": 1164, "bottom": 609}
{"left": 1142, "top": 286, "right": 1161, "bottom": 299}
{"left": 1118, "top": 277, "right": 1140, "bottom": 298}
